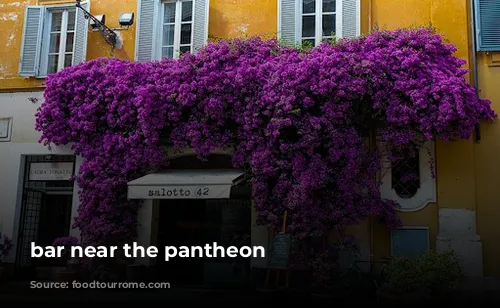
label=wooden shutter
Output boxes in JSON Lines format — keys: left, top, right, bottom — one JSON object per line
{"left": 278, "top": 0, "right": 298, "bottom": 46}
{"left": 19, "top": 6, "right": 44, "bottom": 77}
{"left": 73, "top": 1, "right": 90, "bottom": 65}
{"left": 192, "top": 0, "right": 209, "bottom": 53}
{"left": 341, "top": 0, "right": 360, "bottom": 39}
{"left": 135, "top": 0, "right": 160, "bottom": 61}
{"left": 475, "top": 0, "right": 500, "bottom": 51}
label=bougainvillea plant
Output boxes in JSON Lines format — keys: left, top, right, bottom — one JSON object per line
{"left": 34, "top": 28, "right": 495, "bottom": 251}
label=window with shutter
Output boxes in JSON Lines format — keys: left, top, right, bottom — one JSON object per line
{"left": 135, "top": 0, "right": 209, "bottom": 62}
{"left": 474, "top": 0, "right": 500, "bottom": 51}
{"left": 18, "top": 2, "right": 90, "bottom": 78}
{"left": 278, "top": 0, "right": 360, "bottom": 47}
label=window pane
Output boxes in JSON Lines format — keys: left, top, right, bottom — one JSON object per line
{"left": 303, "top": 0, "right": 315, "bottom": 14}
{"left": 65, "top": 32, "right": 74, "bottom": 52}
{"left": 164, "top": 2, "right": 176, "bottom": 23}
{"left": 180, "top": 24, "right": 192, "bottom": 44}
{"left": 51, "top": 12, "right": 63, "bottom": 31}
{"left": 49, "top": 33, "right": 61, "bottom": 53}
{"left": 162, "top": 25, "right": 175, "bottom": 46}
{"left": 302, "top": 39, "right": 315, "bottom": 47}
{"left": 64, "top": 54, "right": 72, "bottom": 68}
{"left": 67, "top": 11, "right": 76, "bottom": 31}
{"left": 47, "top": 55, "right": 58, "bottom": 74}
{"left": 322, "top": 14, "right": 336, "bottom": 37}
{"left": 391, "top": 151, "right": 420, "bottom": 199}
{"left": 302, "top": 16, "right": 315, "bottom": 38}
{"left": 162, "top": 47, "right": 174, "bottom": 59}
{"left": 180, "top": 45, "right": 191, "bottom": 55}
{"left": 323, "top": 0, "right": 336, "bottom": 13}
{"left": 182, "top": 1, "right": 193, "bottom": 21}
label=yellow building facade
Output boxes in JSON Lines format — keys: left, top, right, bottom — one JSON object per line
{"left": 0, "top": 0, "right": 498, "bottom": 277}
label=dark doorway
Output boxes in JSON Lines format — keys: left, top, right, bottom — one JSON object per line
{"left": 37, "top": 194, "right": 73, "bottom": 247}
{"left": 154, "top": 154, "right": 252, "bottom": 287}
{"left": 156, "top": 199, "right": 251, "bottom": 287}
{"left": 157, "top": 199, "right": 206, "bottom": 285}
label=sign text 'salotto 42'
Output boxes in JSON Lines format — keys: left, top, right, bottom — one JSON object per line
{"left": 130, "top": 185, "right": 233, "bottom": 199}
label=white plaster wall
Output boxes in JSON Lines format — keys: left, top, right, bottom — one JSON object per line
{"left": 0, "top": 91, "right": 80, "bottom": 263}
{"left": 436, "top": 208, "right": 483, "bottom": 277}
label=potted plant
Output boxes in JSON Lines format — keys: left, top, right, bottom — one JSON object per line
{"left": 0, "top": 234, "right": 13, "bottom": 282}
{"left": 377, "top": 250, "right": 464, "bottom": 303}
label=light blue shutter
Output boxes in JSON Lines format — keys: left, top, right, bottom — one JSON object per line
{"left": 341, "top": 0, "right": 360, "bottom": 38}
{"left": 192, "top": 0, "right": 209, "bottom": 53}
{"left": 73, "top": 1, "right": 90, "bottom": 65}
{"left": 278, "top": 0, "right": 297, "bottom": 46}
{"left": 19, "top": 6, "right": 44, "bottom": 77}
{"left": 135, "top": 0, "right": 160, "bottom": 61}
{"left": 391, "top": 228, "right": 429, "bottom": 260}
{"left": 475, "top": 0, "right": 500, "bottom": 51}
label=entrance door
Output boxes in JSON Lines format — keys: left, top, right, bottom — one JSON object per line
{"left": 156, "top": 199, "right": 251, "bottom": 287}
{"left": 37, "top": 194, "right": 73, "bottom": 247}
{"left": 157, "top": 199, "right": 206, "bottom": 285}
{"left": 28, "top": 193, "right": 73, "bottom": 269}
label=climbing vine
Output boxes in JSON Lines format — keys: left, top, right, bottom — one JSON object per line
{"left": 35, "top": 28, "right": 495, "bottom": 248}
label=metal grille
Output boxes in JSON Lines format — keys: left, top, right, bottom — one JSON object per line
{"left": 16, "top": 155, "right": 75, "bottom": 268}
{"left": 391, "top": 152, "right": 420, "bottom": 199}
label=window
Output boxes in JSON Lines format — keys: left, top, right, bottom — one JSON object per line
{"left": 19, "top": 2, "right": 90, "bottom": 78}
{"left": 474, "top": 0, "right": 500, "bottom": 51}
{"left": 135, "top": 0, "right": 209, "bottom": 62}
{"left": 380, "top": 141, "right": 436, "bottom": 212}
{"left": 161, "top": 0, "right": 193, "bottom": 59}
{"left": 46, "top": 9, "right": 76, "bottom": 74}
{"left": 300, "top": 0, "right": 339, "bottom": 46}
{"left": 391, "top": 227, "right": 429, "bottom": 260}
{"left": 278, "top": 0, "right": 360, "bottom": 47}
{"left": 391, "top": 150, "right": 420, "bottom": 199}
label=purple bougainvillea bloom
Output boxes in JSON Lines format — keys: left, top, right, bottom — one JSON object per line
{"left": 34, "top": 29, "right": 496, "bottom": 248}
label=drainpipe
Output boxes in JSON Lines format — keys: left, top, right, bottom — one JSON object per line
{"left": 368, "top": 0, "right": 372, "bottom": 32}
{"left": 470, "top": 0, "right": 481, "bottom": 142}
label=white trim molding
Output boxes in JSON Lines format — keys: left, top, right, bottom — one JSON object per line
{"left": 380, "top": 141, "right": 436, "bottom": 212}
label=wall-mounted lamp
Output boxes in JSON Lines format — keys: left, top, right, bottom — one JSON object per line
{"left": 89, "top": 13, "right": 134, "bottom": 32}
{"left": 118, "top": 13, "right": 135, "bottom": 28}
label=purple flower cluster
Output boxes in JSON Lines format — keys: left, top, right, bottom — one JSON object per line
{"left": 35, "top": 29, "right": 496, "bottom": 247}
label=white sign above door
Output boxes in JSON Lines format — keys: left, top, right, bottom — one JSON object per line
{"left": 29, "top": 162, "right": 74, "bottom": 181}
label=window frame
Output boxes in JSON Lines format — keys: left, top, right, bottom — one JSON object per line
{"left": 157, "top": 0, "right": 195, "bottom": 60}
{"left": 379, "top": 141, "right": 436, "bottom": 212}
{"left": 39, "top": 6, "right": 77, "bottom": 77}
{"left": 297, "top": 0, "right": 343, "bottom": 46}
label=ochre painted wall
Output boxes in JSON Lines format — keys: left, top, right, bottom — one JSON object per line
{"left": 0, "top": 0, "right": 140, "bottom": 91}
{"left": 209, "top": 0, "right": 277, "bottom": 39}
{"left": 475, "top": 52, "right": 500, "bottom": 276}
{"left": 368, "top": 0, "right": 483, "bottom": 268}
{"left": 0, "top": 0, "right": 278, "bottom": 91}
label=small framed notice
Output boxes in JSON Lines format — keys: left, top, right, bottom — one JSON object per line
{"left": 267, "top": 233, "right": 292, "bottom": 268}
{"left": 29, "top": 162, "right": 74, "bottom": 181}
